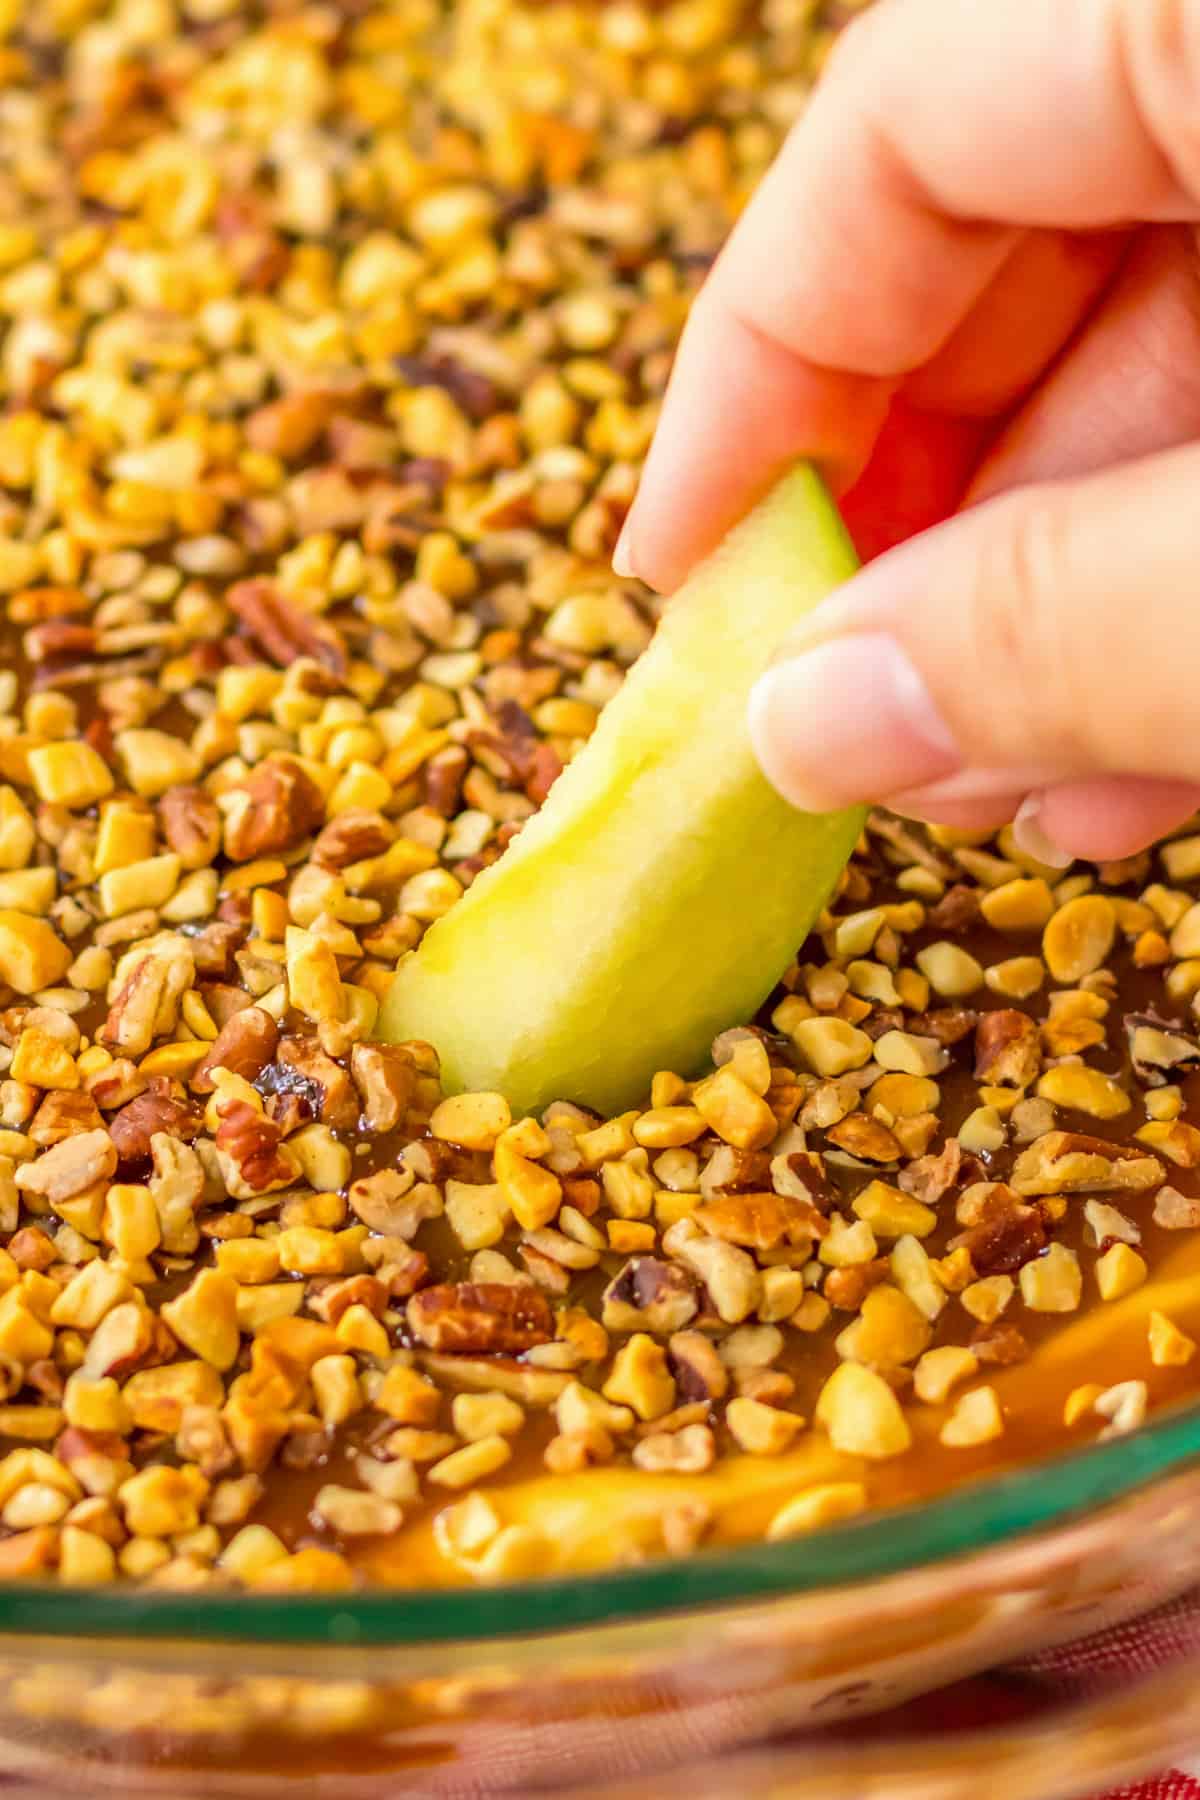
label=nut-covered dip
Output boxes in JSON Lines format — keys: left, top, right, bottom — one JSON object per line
{"left": 0, "top": 0, "right": 1197, "bottom": 1594}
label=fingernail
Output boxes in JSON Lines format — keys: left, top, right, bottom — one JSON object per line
{"left": 612, "top": 519, "right": 637, "bottom": 580}
{"left": 1012, "top": 793, "right": 1074, "bottom": 870}
{"left": 748, "top": 634, "right": 961, "bottom": 812}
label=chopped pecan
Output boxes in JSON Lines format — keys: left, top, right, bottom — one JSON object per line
{"left": 927, "top": 885, "right": 981, "bottom": 933}
{"left": 226, "top": 577, "right": 347, "bottom": 678}
{"left": 950, "top": 1184, "right": 1046, "bottom": 1274}
{"left": 826, "top": 1113, "right": 901, "bottom": 1164}
{"left": 349, "top": 1042, "right": 415, "bottom": 1133}
{"left": 312, "top": 810, "right": 393, "bottom": 869}
{"left": 223, "top": 756, "right": 326, "bottom": 862}
{"left": 601, "top": 1258, "right": 699, "bottom": 1333}
{"left": 349, "top": 1169, "right": 439, "bottom": 1238}
{"left": 699, "top": 1144, "right": 771, "bottom": 1195}
{"left": 823, "top": 1260, "right": 889, "bottom": 1310}
{"left": 158, "top": 786, "right": 222, "bottom": 870}
{"left": 1011, "top": 1131, "right": 1163, "bottom": 1196}
{"left": 191, "top": 926, "right": 245, "bottom": 982}
{"left": 213, "top": 1099, "right": 298, "bottom": 1198}
{"left": 8, "top": 1226, "right": 57, "bottom": 1271}
{"left": 308, "top": 1273, "right": 389, "bottom": 1326}
{"left": 975, "top": 1010, "right": 1041, "bottom": 1087}
{"left": 100, "top": 944, "right": 194, "bottom": 1058}
{"left": 192, "top": 1007, "right": 280, "bottom": 1096}
{"left": 16, "top": 1127, "right": 117, "bottom": 1206}
{"left": 970, "top": 1323, "right": 1029, "bottom": 1367}
{"left": 109, "top": 1081, "right": 201, "bottom": 1164}
{"left": 423, "top": 747, "right": 468, "bottom": 816}
{"left": 275, "top": 1036, "right": 358, "bottom": 1129}
{"left": 898, "top": 1138, "right": 965, "bottom": 1205}
{"left": 667, "top": 1330, "right": 729, "bottom": 1404}
{"left": 84, "top": 1058, "right": 148, "bottom": 1113}
{"left": 694, "top": 1190, "right": 826, "bottom": 1251}
{"left": 1154, "top": 1185, "right": 1200, "bottom": 1229}
{"left": 245, "top": 390, "right": 337, "bottom": 459}
{"left": 24, "top": 621, "right": 98, "bottom": 663}
{"left": 27, "top": 1090, "right": 104, "bottom": 1146}
{"left": 407, "top": 1282, "right": 554, "bottom": 1354}
{"left": 1126, "top": 1013, "right": 1200, "bottom": 1087}
{"left": 907, "top": 1008, "right": 979, "bottom": 1047}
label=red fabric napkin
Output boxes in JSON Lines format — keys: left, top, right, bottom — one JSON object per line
{"left": 899, "top": 1590, "right": 1200, "bottom": 1798}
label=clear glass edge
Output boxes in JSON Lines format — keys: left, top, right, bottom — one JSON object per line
{"left": 0, "top": 1398, "right": 1196, "bottom": 1647}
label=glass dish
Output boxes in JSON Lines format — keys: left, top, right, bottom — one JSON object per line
{"left": 2, "top": 1401, "right": 1200, "bottom": 1798}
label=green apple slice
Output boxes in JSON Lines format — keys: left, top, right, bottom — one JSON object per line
{"left": 380, "top": 465, "right": 863, "bottom": 1116}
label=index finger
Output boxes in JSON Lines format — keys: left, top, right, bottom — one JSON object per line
{"left": 618, "top": 0, "right": 1200, "bottom": 591}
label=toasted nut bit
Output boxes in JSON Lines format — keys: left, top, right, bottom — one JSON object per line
{"left": 767, "top": 1482, "right": 868, "bottom": 1539}
{"left": 914, "top": 1346, "right": 979, "bottom": 1404}
{"left": 691, "top": 1065, "right": 776, "bottom": 1150}
{"left": 1042, "top": 895, "right": 1116, "bottom": 983}
{"left": 1095, "top": 1379, "right": 1148, "bottom": 1438}
{"left": 451, "top": 1392, "right": 525, "bottom": 1440}
{"left": 603, "top": 1334, "right": 675, "bottom": 1421}
{"left": 313, "top": 1485, "right": 402, "bottom": 1537}
{"left": 1019, "top": 1243, "right": 1083, "bottom": 1313}
{"left": 939, "top": 1386, "right": 1004, "bottom": 1448}
{"left": 980, "top": 878, "right": 1054, "bottom": 932}
{"left": 726, "top": 1395, "right": 802, "bottom": 1455}
{"left": 431, "top": 1091, "right": 512, "bottom": 1151}
{"left": 1149, "top": 1310, "right": 1197, "bottom": 1367}
{"left": 814, "top": 1363, "right": 913, "bottom": 1460}
{"left": 1095, "top": 1242, "right": 1148, "bottom": 1302}
{"left": 427, "top": 1434, "right": 512, "bottom": 1490}
{"left": 852, "top": 1181, "right": 936, "bottom": 1241}
{"left": 789, "top": 1017, "right": 873, "bottom": 1077}
{"left": 632, "top": 1422, "right": 715, "bottom": 1473}
{"left": 916, "top": 942, "right": 984, "bottom": 998}
{"left": 1064, "top": 1383, "right": 1105, "bottom": 1427}
{"left": 961, "top": 1275, "right": 1015, "bottom": 1324}
{"left": 1036, "top": 1064, "right": 1129, "bottom": 1120}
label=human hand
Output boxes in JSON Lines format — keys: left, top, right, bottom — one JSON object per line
{"left": 614, "top": 0, "right": 1200, "bottom": 864}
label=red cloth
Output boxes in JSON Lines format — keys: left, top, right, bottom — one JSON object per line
{"left": 914, "top": 1590, "right": 1200, "bottom": 1798}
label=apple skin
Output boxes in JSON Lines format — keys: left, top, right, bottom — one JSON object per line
{"left": 380, "top": 466, "right": 864, "bottom": 1116}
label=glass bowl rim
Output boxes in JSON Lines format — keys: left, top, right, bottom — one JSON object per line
{"left": 0, "top": 1396, "right": 1198, "bottom": 1646}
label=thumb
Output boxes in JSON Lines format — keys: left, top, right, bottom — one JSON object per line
{"left": 748, "top": 443, "right": 1200, "bottom": 840}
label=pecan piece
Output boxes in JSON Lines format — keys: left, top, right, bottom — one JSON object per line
{"left": 1154, "top": 1185, "right": 1200, "bottom": 1230}
{"left": 349, "top": 1042, "right": 415, "bottom": 1133}
{"left": 275, "top": 1036, "right": 358, "bottom": 1129}
{"left": 213, "top": 1099, "right": 299, "bottom": 1198}
{"left": 1126, "top": 1013, "right": 1200, "bottom": 1087}
{"left": 192, "top": 1007, "right": 280, "bottom": 1095}
{"left": 826, "top": 1113, "right": 901, "bottom": 1164}
{"left": 27, "top": 1090, "right": 104, "bottom": 1146}
{"left": 970, "top": 1323, "right": 1029, "bottom": 1367}
{"left": 223, "top": 756, "right": 326, "bottom": 862}
{"left": 407, "top": 1282, "right": 554, "bottom": 1354}
{"left": 694, "top": 1190, "right": 826, "bottom": 1251}
{"left": 927, "top": 885, "right": 981, "bottom": 933}
{"left": 668, "top": 1330, "right": 728, "bottom": 1404}
{"left": 109, "top": 1080, "right": 201, "bottom": 1164}
{"left": 100, "top": 944, "right": 194, "bottom": 1057}
{"left": 312, "top": 810, "right": 393, "bottom": 869}
{"left": 1011, "top": 1131, "right": 1163, "bottom": 1196}
{"left": 898, "top": 1138, "right": 965, "bottom": 1205}
{"left": 601, "top": 1258, "right": 699, "bottom": 1334}
{"left": 227, "top": 577, "right": 347, "bottom": 677}
{"left": 974, "top": 1010, "right": 1042, "bottom": 1087}
{"left": 16, "top": 1127, "right": 117, "bottom": 1206}
{"left": 950, "top": 1184, "right": 1046, "bottom": 1274}
{"left": 699, "top": 1144, "right": 771, "bottom": 1195}
{"left": 159, "top": 786, "right": 222, "bottom": 870}
{"left": 245, "top": 390, "right": 337, "bottom": 459}
{"left": 349, "top": 1170, "right": 440, "bottom": 1238}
